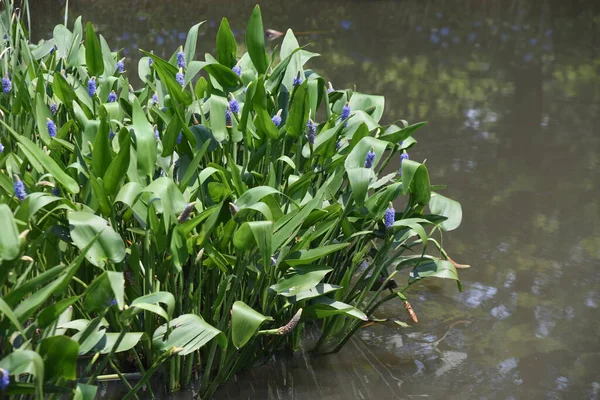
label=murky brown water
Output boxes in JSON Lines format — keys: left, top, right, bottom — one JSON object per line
{"left": 33, "top": 0, "right": 600, "bottom": 398}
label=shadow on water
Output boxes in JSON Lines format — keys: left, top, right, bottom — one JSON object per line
{"left": 32, "top": 0, "right": 600, "bottom": 398}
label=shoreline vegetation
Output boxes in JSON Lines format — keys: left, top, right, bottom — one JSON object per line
{"left": 0, "top": 2, "right": 465, "bottom": 398}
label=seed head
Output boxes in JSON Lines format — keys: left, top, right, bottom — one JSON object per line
{"left": 178, "top": 202, "right": 196, "bottom": 223}
{"left": 278, "top": 309, "right": 303, "bottom": 335}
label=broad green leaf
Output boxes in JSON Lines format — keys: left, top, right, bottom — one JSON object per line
{"left": 344, "top": 136, "right": 390, "bottom": 171}
{"left": 100, "top": 332, "right": 144, "bottom": 354}
{"left": 380, "top": 122, "right": 427, "bottom": 144}
{"left": 429, "top": 192, "right": 463, "bottom": 231}
{"left": 39, "top": 336, "right": 79, "bottom": 381}
{"left": 103, "top": 131, "right": 131, "bottom": 196}
{"left": 68, "top": 212, "right": 126, "bottom": 267}
{"left": 0, "top": 350, "right": 44, "bottom": 398}
{"left": 410, "top": 259, "right": 462, "bottom": 290}
{"left": 142, "top": 177, "right": 187, "bottom": 230}
{"left": 285, "top": 80, "right": 309, "bottom": 136}
{"left": 245, "top": 5, "right": 268, "bottom": 74}
{"left": 92, "top": 107, "right": 112, "bottom": 179}
{"left": 401, "top": 159, "right": 431, "bottom": 205}
{"left": 216, "top": 18, "right": 237, "bottom": 67}
{"left": 349, "top": 92, "right": 385, "bottom": 123}
{"left": 271, "top": 266, "right": 332, "bottom": 296}
{"left": 74, "top": 384, "right": 98, "bottom": 400}
{"left": 184, "top": 22, "right": 205, "bottom": 66}
{"left": 235, "top": 186, "right": 280, "bottom": 208}
{"left": 0, "top": 298, "right": 25, "bottom": 334}
{"left": 292, "top": 283, "right": 341, "bottom": 302}
{"left": 132, "top": 98, "right": 157, "bottom": 178}
{"left": 231, "top": 301, "right": 273, "bottom": 349}
{"left": 153, "top": 314, "right": 226, "bottom": 356}
{"left": 304, "top": 297, "right": 368, "bottom": 321}
{"left": 83, "top": 271, "right": 124, "bottom": 313}
{"left": 284, "top": 243, "right": 350, "bottom": 266}
{"left": 209, "top": 94, "right": 228, "bottom": 142}
{"left": 85, "top": 22, "right": 104, "bottom": 76}
{"left": 37, "top": 296, "right": 80, "bottom": 329}
{"left": 347, "top": 167, "right": 372, "bottom": 207}
{"left": 0, "top": 204, "right": 20, "bottom": 261}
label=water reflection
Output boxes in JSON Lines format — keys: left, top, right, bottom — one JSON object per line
{"left": 31, "top": 0, "right": 600, "bottom": 398}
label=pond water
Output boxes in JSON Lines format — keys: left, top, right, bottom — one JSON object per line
{"left": 33, "top": 0, "right": 600, "bottom": 398}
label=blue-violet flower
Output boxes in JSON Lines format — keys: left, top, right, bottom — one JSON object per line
{"left": 272, "top": 109, "right": 282, "bottom": 127}
{"left": 384, "top": 202, "right": 395, "bottom": 228}
{"left": 46, "top": 118, "right": 57, "bottom": 138}
{"left": 14, "top": 180, "right": 26, "bottom": 201}
{"left": 177, "top": 50, "right": 186, "bottom": 68}
{"left": 50, "top": 102, "right": 58, "bottom": 116}
{"left": 87, "top": 77, "right": 96, "bottom": 97}
{"left": 228, "top": 98, "right": 239, "bottom": 114}
{"left": 176, "top": 69, "right": 184, "bottom": 86}
{"left": 2, "top": 76, "right": 11, "bottom": 94}
{"left": 306, "top": 119, "right": 316, "bottom": 144}
{"left": 232, "top": 65, "right": 242, "bottom": 77}
{"left": 116, "top": 58, "right": 125, "bottom": 73}
{"left": 364, "top": 148, "right": 376, "bottom": 168}
{"left": 0, "top": 368, "right": 9, "bottom": 391}
{"left": 108, "top": 90, "right": 117, "bottom": 103}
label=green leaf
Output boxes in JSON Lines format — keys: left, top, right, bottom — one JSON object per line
{"left": 83, "top": 271, "right": 123, "bottom": 312}
{"left": 0, "top": 297, "right": 25, "bottom": 335}
{"left": 0, "top": 120, "right": 79, "bottom": 194}
{"left": 346, "top": 167, "right": 372, "bottom": 207}
{"left": 142, "top": 177, "right": 187, "bottom": 230}
{"left": 92, "top": 107, "right": 112, "bottom": 179}
{"left": 344, "top": 136, "right": 390, "bottom": 171}
{"left": 209, "top": 94, "right": 228, "bottom": 142}
{"left": 85, "top": 22, "right": 104, "bottom": 76}
{"left": 39, "top": 336, "right": 79, "bottom": 381}
{"left": 271, "top": 266, "right": 332, "bottom": 296}
{"left": 153, "top": 314, "right": 226, "bottom": 355}
{"left": 140, "top": 50, "right": 191, "bottom": 106}
{"left": 429, "top": 192, "right": 462, "bottom": 231}
{"left": 235, "top": 186, "right": 280, "bottom": 208}
{"left": 379, "top": 121, "right": 427, "bottom": 144}
{"left": 285, "top": 81, "right": 309, "bottom": 136}
{"left": 231, "top": 301, "right": 273, "bottom": 349}
{"left": 68, "top": 212, "right": 126, "bottom": 267}
{"left": 132, "top": 98, "right": 157, "bottom": 178}
{"left": 37, "top": 296, "right": 80, "bottom": 329}
{"left": 401, "top": 160, "right": 431, "bottom": 205}
{"left": 184, "top": 22, "right": 204, "bottom": 66}
{"left": 349, "top": 93, "right": 385, "bottom": 123}
{"left": 284, "top": 244, "right": 350, "bottom": 266}
{"left": 246, "top": 5, "right": 268, "bottom": 74}
{"left": 233, "top": 221, "right": 273, "bottom": 268}
{"left": 0, "top": 350, "right": 44, "bottom": 398}
{"left": 292, "top": 283, "right": 341, "bottom": 302}
{"left": 204, "top": 63, "right": 243, "bottom": 92}
{"left": 103, "top": 131, "right": 131, "bottom": 196}
{"left": 74, "top": 384, "right": 98, "bottom": 400}
{"left": 410, "top": 259, "right": 461, "bottom": 290}
{"left": 122, "top": 291, "right": 175, "bottom": 323}
{"left": 0, "top": 204, "right": 20, "bottom": 261}
{"left": 216, "top": 18, "right": 237, "bottom": 68}
{"left": 304, "top": 297, "right": 368, "bottom": 321}
{"left": 101, "top": 332, "right": 144, "bottom": 354}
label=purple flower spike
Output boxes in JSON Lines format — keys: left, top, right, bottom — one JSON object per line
{"left": 50, "top": 102, "right": 58, "bottom": 116}
{"left": 46, "top": 118, "right": 57, "bottom": 138}
{"left": 0, "top": 367, "right": 9, "bottom": 390}
{"left": 272, "top": 110, "right": 282, "bottom": 127}
{"left": 2, "top": 76, "right": 11, "bottom": 94}
{"left": 177, "top": 50, "right": 186, "bottom": 68}
{"left": 225, "top": 108, "right": 232, "bottom": 127}
{"left": 228, "top": 98, "right": 239, "bottom": 114}
{"left": 176, "top": 69, "right": 184, "bottom": 86}
{"left": 108, "top": 90, "right": 117, "bottom": 103}
{"left": 306, "top": 119, "right": 316, "bottom": 144}
{"left": 232, "top": 65, "right": 242, "bottom": 77}
{"left": 116, "top": 58, "right": 125, "bottom": 73}
{"left": 152, "top": 92, "right": 158, "bottom": 106}
{"left": 14, "top": 180, "right": 26, "bottom": 201}
{"left": 364, "top": 148, "right": 376, "bottom": 168}
{"left": 87, "top": 77, "right": 96, "bottom": 97}
{"left": 384, "top": 202, "right": 395, "bottom": 228}
{"left": 0, "top": 142, "right": 4, "bottom": 153}
{"left": 399, "top": 151, "right": 409, "bottom": 174}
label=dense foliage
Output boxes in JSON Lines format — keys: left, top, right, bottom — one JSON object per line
{"left": 0, "top": 2, "right": 465, "bottom": 398}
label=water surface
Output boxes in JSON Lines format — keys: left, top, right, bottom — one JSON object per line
{"left": 32, "top": 1, "right": 600, "bottom": 398}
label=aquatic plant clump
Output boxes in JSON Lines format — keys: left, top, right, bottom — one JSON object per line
{"left": 0, "top": 2, "right": 466, "bottom": 399}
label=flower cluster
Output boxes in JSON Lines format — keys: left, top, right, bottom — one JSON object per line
{"left": 384, "top": 202, "right": 395, "bottom": 228}
{"left": 108, "top": 90, "right": 117, "bottom": 103}
{"left": 2, "top": 76, "right": 11, "bottom": 94}
{"left": 306, "top": 119, "right": 316, "bottom": 144}
{"left": 46, "top": 118, "right": 57, "bottom": 138}
{"left": 14, "top": 180, "right": 26, "bottom": 201}
{"left": 177, "top": 50, "right": 186, "bottom": 69}
{"left": 364, "top": 148, "right": 376, "bottom": 168}
{"left": 88, "top": 77, "right": 96, "bottom": 97}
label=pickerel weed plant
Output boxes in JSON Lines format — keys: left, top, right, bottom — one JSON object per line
{"left": 0, "top": 2, "right": 467, "bottom": 399}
